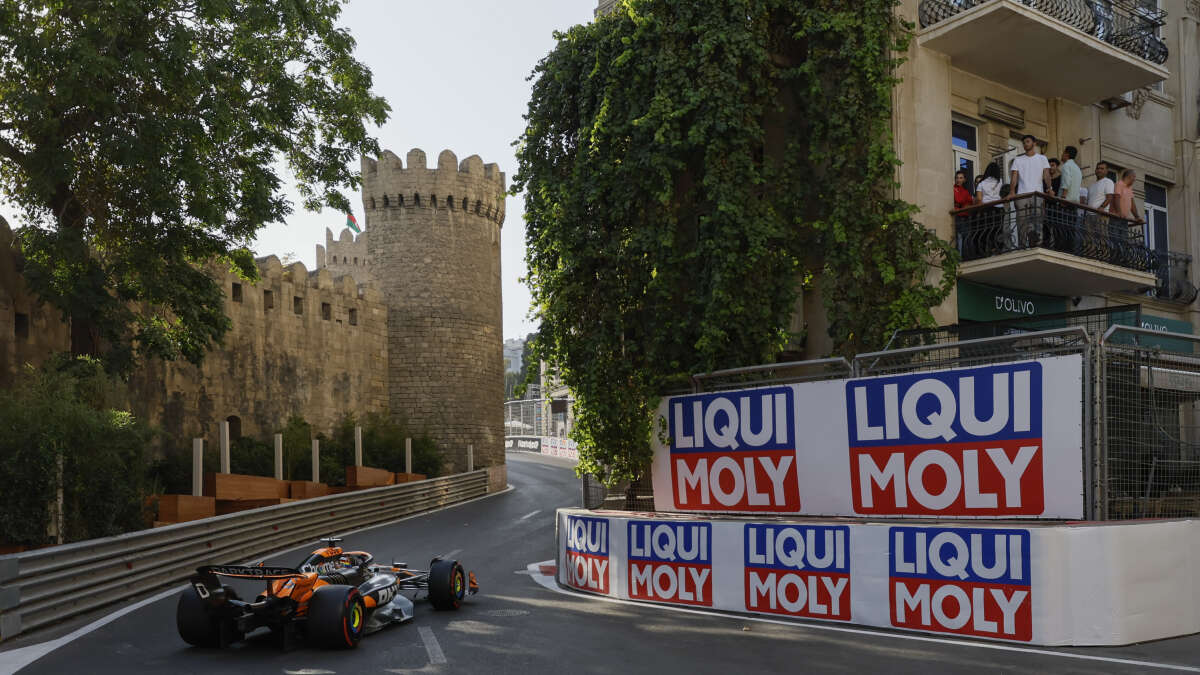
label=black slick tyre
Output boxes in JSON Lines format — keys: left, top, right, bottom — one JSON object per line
{"left": 177, "top": 586, "right": 220, "bottom": 647}
{"left": 307, "top": 584, "right": 366, "bottom": 649}
{"left": 428, "top": 559, "right": 466, "bottom": 611}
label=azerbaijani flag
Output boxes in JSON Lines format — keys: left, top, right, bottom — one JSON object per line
{"left": 346, "top": 212, "right": 361, "bottom": 234}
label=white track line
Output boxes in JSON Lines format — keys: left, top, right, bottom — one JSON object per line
{"left": 519, "top": 510, "right": 540, "bottom": 521}
{"left": 441, "top": 549, "right": 463, "bottom": 560}
{"left": 418, "top": 626, "right": 447, "bottom": 665}
{"left": 0, "top": 484, "right": 514, "bottom": 674}
{"left": 525, "top": 561, "right": 1200, "bottom": 673}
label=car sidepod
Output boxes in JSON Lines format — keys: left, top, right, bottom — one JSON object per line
{"left": 359, "top": 571, "right": 413, "bottom": 633}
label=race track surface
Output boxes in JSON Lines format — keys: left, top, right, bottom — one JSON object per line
{"left": 3, "top": 452, "right": 1199, "bottom": 674}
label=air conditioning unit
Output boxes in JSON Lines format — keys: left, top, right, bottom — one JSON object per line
{"left": 1102, "top": 91, "right": 1134, "bottom": 110}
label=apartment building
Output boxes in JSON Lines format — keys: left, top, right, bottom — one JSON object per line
{"left": 894, "top": 0, "right": 1200, "bottom": 346}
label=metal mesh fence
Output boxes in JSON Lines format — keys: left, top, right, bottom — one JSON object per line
{"left": 885, "top": 305, "right": 1141, "bottom": 350}
{"left": 1100, "top": 326, "right": 1200, "bottom": 519}
{"left": 504, "top": 397, "right": 573, "bottom": 439}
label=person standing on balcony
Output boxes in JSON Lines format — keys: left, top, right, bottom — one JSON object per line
{"left": 1056, "top": 146, "right": 1083, "bottom": 252}
{"left": 972, "top": 162, "right": 1005, "bottom": 258}
{"left": 953, "top": 170, "right": 973, "bottom": 209}
{"left": 1110, "top": 169, "right": 1143, "bottom": 224}
{"left": 1009, "top": 134, "right": 1052, "bottom": 248}
{"left": 1086, "top": 160, "right": 1116, "bottom": 257}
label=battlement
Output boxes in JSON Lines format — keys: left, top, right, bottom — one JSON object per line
{"left": 317, "top": 227, "right": 370, "bottom": 285}
{"left": 360, "top": 148, "right": 506, "bottom": 226}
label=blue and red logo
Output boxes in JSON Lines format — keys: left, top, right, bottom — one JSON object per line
{"left": 744, "top": 524, "right": 850, "bottom": 620}
{"left": 564, "top": 515, "right": 609, "bottom": 594}
{"left": 847, "top": 363, "right": 1044, "bottom": 516}
{"left": 889, "top": 526, "right": 1032, "bottom": 641}
{"left": 668, "top": 388, "right": 799, "bottom": 512}
{"left": 628, "top": 521, "right": 712, "bottom": 606}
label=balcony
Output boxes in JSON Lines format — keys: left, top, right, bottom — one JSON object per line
{"left": 918, "top": 0, "right": 1168, "bottom": 104}
{"left": 953, "top": 193, "right": 1158, "bottom": 296}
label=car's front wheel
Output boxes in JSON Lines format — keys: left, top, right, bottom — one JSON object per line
{"left": 428, "top": 559, "right": 466, "bottom": 611}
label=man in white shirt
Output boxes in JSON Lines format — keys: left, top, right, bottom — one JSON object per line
{"left": 1086, "top": 160, "right": 1115, "bottom": 256}
{"left": 1009, "top": 134, "right": 1052, "bottom": 248}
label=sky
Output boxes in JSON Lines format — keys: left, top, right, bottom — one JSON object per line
{"left": 252, "top": 0, "right": 596, "bottom": 341}
{"left": 0, "top": 0, "right": 596, "bottom": 342}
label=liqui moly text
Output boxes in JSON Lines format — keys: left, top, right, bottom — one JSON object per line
{"left": 743, "top": 524, "right": 850, "bottom": 620}
{"left": 669, "top": 388, "right": 799, "bottom": 512}
{"left": 847, "top": 363, "right": 1045, "bottom": 516}
{"left": 889, "top": 527, "right": 1032, "bottom": 641}
{"left": 628, "top": 521, "right": 712, "bottom": 606}
{"left": 564, "top": 516, "right": 609, "bottom": 594}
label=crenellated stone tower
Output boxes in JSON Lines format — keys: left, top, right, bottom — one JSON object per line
{"left": 361, "top": 148, "right": 505, "bottom": 473}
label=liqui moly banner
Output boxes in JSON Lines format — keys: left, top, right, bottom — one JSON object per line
{"left": 563, "top": 515, "right": 610, "bottom": 594}
{"left": 651, "top": 356, "right": 1083, "bottom": 519}
{"left": 889, "top": 526, "right": 1032, "bottom": 641}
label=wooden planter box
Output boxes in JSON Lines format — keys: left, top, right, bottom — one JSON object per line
{"left": 346, "top": 465, "right": 395, "bottom": 488}
{"left": 204, "top": 473, "right": 289, "bottom": 500}
{"left": 288, "top": 481, "right": 329, "bottom": 499}
{"left": 157, "top": 494, "right": 216, "bottom": 523}
{"left": 216, "top": 498, "right": 296, "bottom": 516}
{"left": 394, "top": 472, "right": 427, "bottom": 483}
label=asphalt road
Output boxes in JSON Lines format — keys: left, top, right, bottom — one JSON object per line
{"left": 4, "top": 452, "right": 1199, "bottom": 674}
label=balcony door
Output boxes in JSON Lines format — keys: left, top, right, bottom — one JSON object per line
{"left": 952, "top": 118, "right": 979, "bottom": 186}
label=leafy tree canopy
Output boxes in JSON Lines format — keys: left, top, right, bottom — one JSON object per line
{"left": 513, "top": 0, "right": 955, "bottom": 483}
{"left": 0, "top": 0, "right": 389, "bottom": 372}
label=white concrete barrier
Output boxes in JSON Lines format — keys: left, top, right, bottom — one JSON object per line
{"left": 556, "top": 508, "right": 1200, "bottom": 646}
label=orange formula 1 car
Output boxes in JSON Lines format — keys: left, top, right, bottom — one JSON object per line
{"left": 177, "top": 537, "right": 478, "bottom": 649}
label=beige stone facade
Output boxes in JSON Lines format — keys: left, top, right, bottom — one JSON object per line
{"left": 1, "top": 147, "right": 507, "bottom": 471}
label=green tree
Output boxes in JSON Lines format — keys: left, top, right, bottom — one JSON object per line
{"left": 513, "top": 0, "right": 955, "bottom": 484}
{"left": 0, "top": 0, "right": 389, "bottom": 372}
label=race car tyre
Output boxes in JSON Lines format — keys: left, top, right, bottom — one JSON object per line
{"left": 308, "top": 585, "right": 366, "bottom": 649}
{"left": 428, "top": 559, "right": 466, "bottom": 611}
{"left": 177, "top": 585, "right": 220, "bottom": 647}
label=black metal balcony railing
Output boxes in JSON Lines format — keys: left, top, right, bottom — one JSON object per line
{"left": 919, "top": 0, "right": 1168, "bottom": 65}
{"left": 953, "top": 192, "right": 1155, "bottom": 270}
{"left": 1153, "top": 251, "right": 1199, "bottom": 304}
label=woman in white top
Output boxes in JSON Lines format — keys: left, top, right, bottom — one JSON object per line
{"left": 969, "top": 163, "right": 1005, "bottom": 257}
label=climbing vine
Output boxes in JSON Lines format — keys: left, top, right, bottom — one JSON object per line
{"left": 513, "top": 0, "right": 955, "bottom": 484}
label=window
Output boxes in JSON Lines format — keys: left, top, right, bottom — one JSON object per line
{"left": 264, "top": 290, "right": 275, "bottom": 311}
{"left": 231, "top": 282, "right": 242, "bottom": 303}
{"left": 294, "top": 296, "right": 303, "bottom": 315}
{"left": 952, "top": 119, "right": 979, "bottom": 186}
{"left": 349, "top": 308, "right": 358, "bottom": 326}
{"left": 353, "top": 257, "right": 358, "bottom": 265}
{"left": 14, "top": 312, "right": 29, "bottom": 339}
{"left": 321, "top": 302, "right": 332, "bottom": 321}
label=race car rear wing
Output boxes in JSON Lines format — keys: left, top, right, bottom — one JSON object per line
{"left": 196, "top": 565, "right": 305, "bottom": 580}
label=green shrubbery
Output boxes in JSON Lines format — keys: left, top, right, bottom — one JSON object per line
{"left": 1, "top": 357, "right": 447, "bottom": 547}
{"left": 0, "top": 356, "right": 152, "bottom": 547}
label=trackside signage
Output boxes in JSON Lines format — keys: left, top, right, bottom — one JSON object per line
{"left": 847, "top": 363, "right": 1044, "bottom": 516}
{"left": 628, "top": 521, "right": 712, "bottom": 606}
{"left": 744, "top": 525, "right": 850, "bottom": 620}
{"left": 889, "top": 526, "right": 1032, "bottom": 641}
{"left": 650, "top": 355, "right": 1083, "bottom": 519}
{"left": 668, "top": 387, "right": 798, "bottom": 512}
{"left": 564, "top": 515, "right": 609, "bottom": 594}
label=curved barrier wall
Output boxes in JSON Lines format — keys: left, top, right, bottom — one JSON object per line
{"left": 555, "top": 508, "right": 1200, "bottom": 646}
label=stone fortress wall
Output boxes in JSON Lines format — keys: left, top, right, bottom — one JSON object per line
{"left": 1, "top": 147, "right": 506, "bottom": 473}
{"left": 361, "top": 148, "right": 505, "bottom": 473}
{"left": 125, "top": 257, "right": 388, "bottom": 448}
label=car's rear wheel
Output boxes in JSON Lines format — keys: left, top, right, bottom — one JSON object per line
{"left": 307, "top": 585, "right": 366, "bottom": 649}
{"left": 177, "top": 585, "right": 220, "bottom": 647}
{"left": 428, "top": 559, "right": 466, "bottom": 611}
